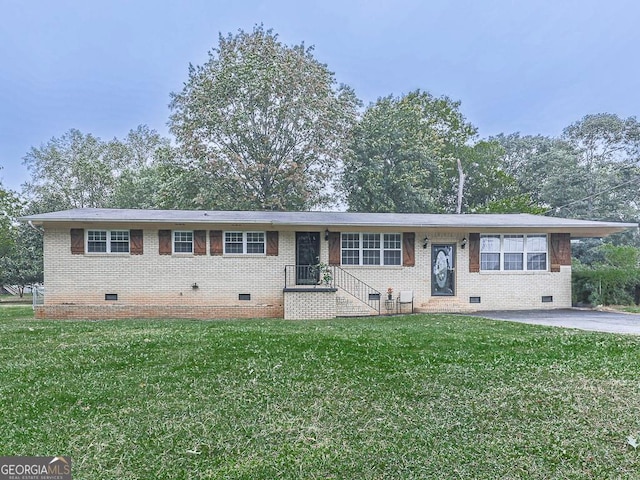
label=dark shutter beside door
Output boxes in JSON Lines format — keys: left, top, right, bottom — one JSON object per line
{"left": 266, "top": 231, "right": 279, "bottom": 256}
{"left": 468, "top": 233, "right": 480, "bottom": 273}
{"left": 402, "top": 232, "right": 415, "bottom": 267}
{"left": 328, "top": 232, "right": 340, "bottom": 266}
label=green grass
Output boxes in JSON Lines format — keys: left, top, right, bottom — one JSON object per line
{"left": 0, "top": 293, "right": 31, "bottom": 304}
{"left": 619, "top": 306, "right": 640, "bottom": 314}
{"left": 1, "top": 306, "right": 640, "bottom": 479}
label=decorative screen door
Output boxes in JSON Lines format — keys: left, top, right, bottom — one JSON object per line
{"left": 296, "top": 232, "right": 321, "bottom": 285}
{"left": 431, "top": 244, "right": 455, "bottom": 296}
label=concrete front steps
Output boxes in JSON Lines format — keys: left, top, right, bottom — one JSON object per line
{"left": 336, "top": 296, "right": 379, "bottom": 317}
{"left": 415, "top": 296, "right": 478, "bottom": 314}
{"left": 336, "top": 295, "right": 480, "bottom": 317}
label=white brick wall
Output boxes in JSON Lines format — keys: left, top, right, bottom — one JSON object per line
{"left": 44, "top": 226, "right": 293, "bottom": 309}
{"left": 330, "top": 231, "right": 571, "bottom": 312}
{"left": 42, "top": 226, "right": 572, "bottom": 319}
{"left": 284, "top": 290, "right": 337, "bottom": 320}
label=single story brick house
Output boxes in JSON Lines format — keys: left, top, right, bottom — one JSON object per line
{"left": 23, "top": 208, "right": 636, "bottom": 319}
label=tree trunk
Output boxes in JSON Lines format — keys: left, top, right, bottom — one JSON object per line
{"left": 456, "top": 157, "right": 465, "bottom": 214}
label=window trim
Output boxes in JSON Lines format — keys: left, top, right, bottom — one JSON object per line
{"left": 480, "top": 234, "right": 548, "bottom": 272}
{"left": 173, "top": 230, "right": 194, "bottom": 254}
{"left": 86, "top": 229, "right": 130, "bottom": 254}
{"left": 340, "top": 232, "right": 402, "bottom": 266}
{"left": 223, "top": 231, "right": 266, "bottom": 255}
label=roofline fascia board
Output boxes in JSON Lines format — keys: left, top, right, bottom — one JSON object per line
{"left": 25, "top": 218, "right": 633, "bottom": 227}
{"left": 18, "top": 209, "right": 638, "bottom": 238}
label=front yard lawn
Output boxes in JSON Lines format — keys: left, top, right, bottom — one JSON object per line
{"left": 1, "top": 306, "right": 639, "bottom": 479}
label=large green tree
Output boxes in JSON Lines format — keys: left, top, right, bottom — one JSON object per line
{"left": 22, "top": 129, "right": 116, "bottom": 211}
{"left": 0, "top": 182, "right": 39, "bottom": 294}
{"left": 561, "top": 113, "right": 640, "bottom": 221}
{"left": 492, "top": 133, "right": 584, "bottom": 213}
{"left": 110, "top": 127, "right": 185, "bottom": 209}
{"left": 22, "top": 126, "right": 173, "bottom": 213}
{"left": 455, "top": 140, "right": 545, "bottom": 214}
{"left": 0, "top": 178, "right": 22, "bottom": 257}
{"left": 494, "top": 115, "right": 640, "bottom": 222}
{"left": 0, "top": 222, "right": 43, "bottom": 297}
{"left": 169, "top": 25, "right": 360, "bottom": 211}
{"left": 341, "top": 90, "right": 476, "bottom": 213}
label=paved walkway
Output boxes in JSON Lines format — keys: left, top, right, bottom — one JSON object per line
{"left": 471, "top": 309, "right": 640, "bottom": 335}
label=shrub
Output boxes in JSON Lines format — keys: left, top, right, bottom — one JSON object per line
{"left": 572, "top": 245, "right": 640, "bottom": 306}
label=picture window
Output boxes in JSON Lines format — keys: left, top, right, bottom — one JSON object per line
{"left": 341, "top": 233, "right": 402, "bottom": 266}
{"left": 480, "top": 234, "right": 547, "bottom": 271}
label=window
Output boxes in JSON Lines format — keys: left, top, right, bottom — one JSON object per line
{"left": 480, "top": 235, "right": 500, "bottom": 270}
{"left": 110, "top": 231, "right": 130, "bottom": 253}
{"left": 87, "top": 230, "right": 107, "bottom": 253}
{"left": 480, "top": 234, "right": 547, "bottom": 271}
{"left": 224, "top": 232, "right": 265, "bottom": 254}
{"left": 503, "top": 235, "right": 524, "bottom": 271}
{"left": 527, "top": 235, "right": 548, "bottom": 270}
{"left": 225, "top": 232, "right": 243, "bottom": 253}
{"left": 246, "top": 232, "right": 265, "bottom": 254}
{"left": 341, "top": 233, "right": 360, "bottom": 265}
{"left": 341, "top": 233, "right": 402, "bottom": 266}
{"left": 362, "top": 234, "right": 380, "bottom": 265}
{"left": 383, "top": 234, "right": 402, "bottom": 265}
{"left": 173, "top": 231, "right": 193, "bottom": 253}
{"left": 87, "top": 230, "right": 129, "bottom": 253}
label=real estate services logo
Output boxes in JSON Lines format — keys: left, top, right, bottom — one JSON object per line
{"left": 0, "top": 456, "right": 71, "bottom": 480}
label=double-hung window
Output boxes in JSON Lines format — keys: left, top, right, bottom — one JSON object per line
{"left": 224, "top": 232, "right": 265, "bottom": 254}
{"left": 480, "top": 234, "right": 547, "bottom": 271}
{"left": 110, "top": 231, "right": 130, "bottom": 253}
{"left": 87, "top": 230, "right": 130, "bottom": 253}
{"left": 480, "top": 235, "right": 500, "bottom": 270}
{"left": 503, "top": 235, "right": 524, "bottom": 270}
{"left": 526, "top": 235, "right": 548, "bottom": 270}
{"left": 173, "top": 231, "right": 193, "bottom": 253}
{"left": 341, "top": 233, "right": 401, "bottom": 266}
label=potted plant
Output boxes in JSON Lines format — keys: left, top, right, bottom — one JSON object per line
{"left": 311, "top": 262, "right": 333, "bottom": 286}
{"left": 387, "top": 287, "right": 394, "bottom": 300}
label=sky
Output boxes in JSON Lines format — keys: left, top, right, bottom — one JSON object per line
{"left": 1, "top": 0, "right": 639, "bottom": 192}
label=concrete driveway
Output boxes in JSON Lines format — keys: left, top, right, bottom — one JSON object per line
{"left": 472, "top": 309, "right": 640, "bottom": 335}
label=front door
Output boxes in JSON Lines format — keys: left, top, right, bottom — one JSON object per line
{"left": 432, "top": 244, "right": 455, "bottom": 296}
{"left": 296, "top": 232, "right": 321, "bottom": 285}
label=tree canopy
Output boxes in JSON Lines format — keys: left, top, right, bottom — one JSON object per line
{"left": 22, "top": 126, "right": 173, "bottom": 213}
{"left": 11, "top": 26, "right": 640, "bottom": 273}
{"left": 0, "top": 222, "right": 43, "bottom": 296}
{"left": 341, "top": 90, "right": 477, "bottom": 213}
{"left": 0, "top": 178, "right": 22, "bottom": 257}
{"left": 169, "top": 25, "right": 360, "bottom": 211}
{"left": 493, "top": 114, "right": 640, "bottom": 223}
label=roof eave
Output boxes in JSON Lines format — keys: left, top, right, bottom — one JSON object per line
{"left": 21, "top": 218, "right": 637, "bottom": 238}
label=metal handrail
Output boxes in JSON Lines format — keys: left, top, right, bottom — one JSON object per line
{"left": 284, "top": 265, "right": 380, "bottom": 314}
